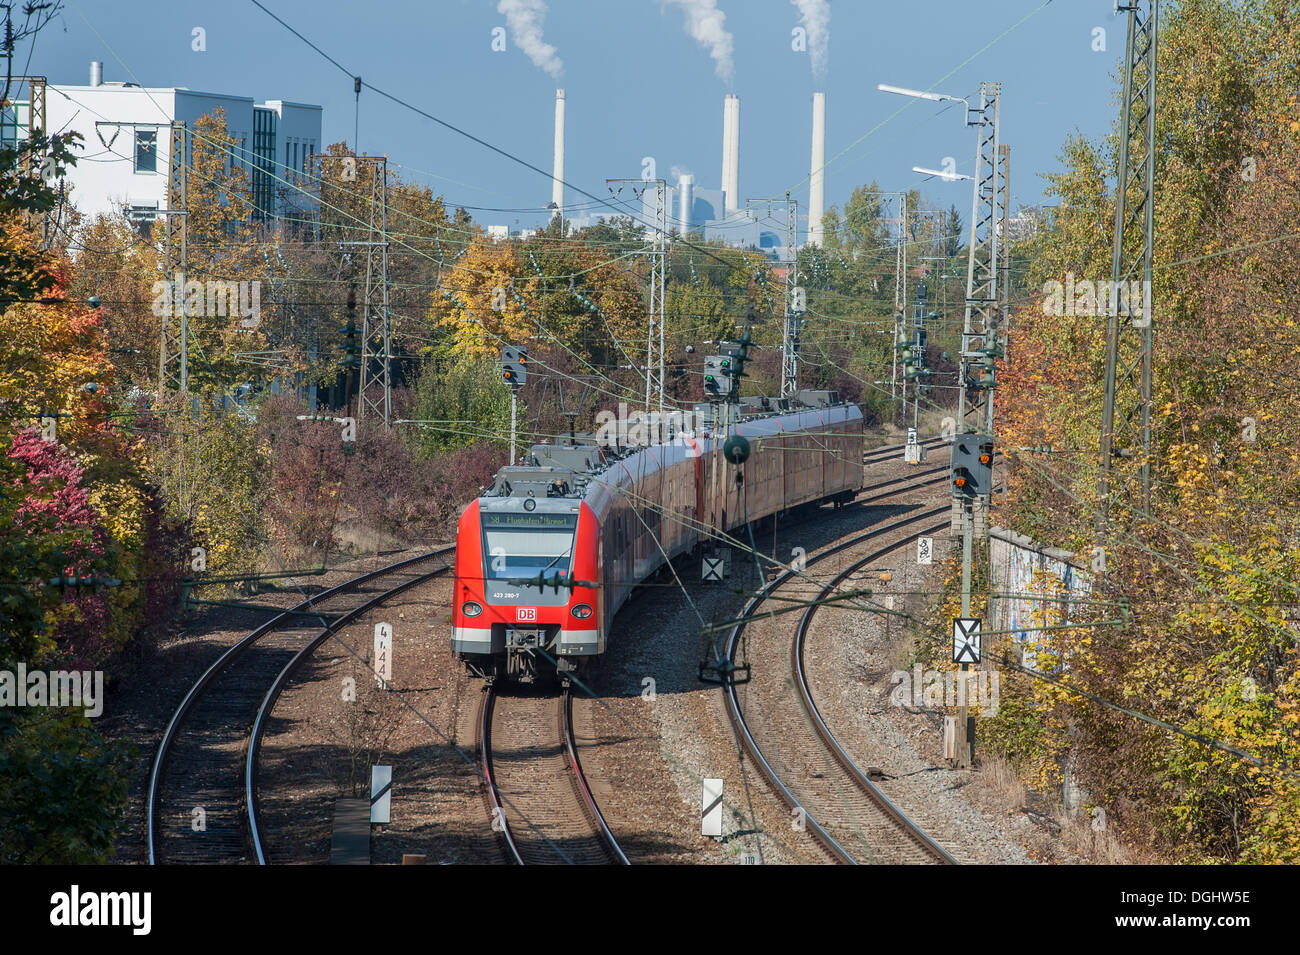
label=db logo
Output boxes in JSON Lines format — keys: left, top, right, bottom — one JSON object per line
{"left": 517, "top": 607, "right": 537, "bottom": 622}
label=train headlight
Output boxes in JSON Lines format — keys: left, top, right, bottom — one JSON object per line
{"left": 462, "top": 601, "right": 484, "bottom": 618}
{"left": 571, "top": 603, "right": 593, "bottom": 620}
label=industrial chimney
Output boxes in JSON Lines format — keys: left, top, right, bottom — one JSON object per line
{"left": 720, "top": 96, "right": 733, "bottom": 215}
{"left": 807, "top": 92, "right": 826, "bottom": 247}
{"left": 723, "top": 94, "right": 740, "bottom": 216}
{"left": 551, "top": 89, "right": 565, "bottom": 221}
{"left": 678, "top": 173, "right": 694, "bottom": 233}
{"left": 90, "top": 61, "right": 104, "bottom": 87}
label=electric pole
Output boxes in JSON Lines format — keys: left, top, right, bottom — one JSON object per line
{"left": 948, "top": 82, "right": 1004, "bottom": 769}
{"left": 987, "top": 142, "right": 1011, "bottom": 434}
{"left": 747, "top": 194, "right": 801, "bottom": 399}
{"left": 953, "top": 81, "right": 1002, "bottom": 539}
{"left": 160, "top": 121, "right": 189, "bottom": 395}
{"left": 894, "top": 193, "right": 907, "bottom": 412}
{"left": 607, "top": 178, "right": 667, "bottom": 413}
{"left": 1098, "top": 0, "right": 1158, "bottom": 534}
{"left": 782, "top": 194, "right": 801, "bottom": 399}
{"left": 359, "top": 157, "right": 391, "bottom": 429}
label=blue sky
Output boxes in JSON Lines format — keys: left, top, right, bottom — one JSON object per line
{"left": 37, "top": 0, "right": 1120, "bottom": 232}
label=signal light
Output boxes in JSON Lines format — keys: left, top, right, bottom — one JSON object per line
{"left": 571, "top": 603, "right": 593, "bottom": 620}
{"left": 951, "top": 433, "right": 994, "bottom": 499}
{"left": 703, "top": 355, "right": 732, "bottom": 397}
{"left": 502, "top": 345, "right": 528, "bottom": 387}
{"left": 462, "top": 601, "right": 483, "bottom": 617}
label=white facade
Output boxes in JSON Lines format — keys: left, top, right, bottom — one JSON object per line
{"left": 41, "top": 65, "right": 321, "bottom": 224}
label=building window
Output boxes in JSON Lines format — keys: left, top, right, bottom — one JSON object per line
{"left": 292, "top": 141, "right": 298, "bottom": 180}
{"left": 134, "top": 129, "right": 157, "bottom": 173}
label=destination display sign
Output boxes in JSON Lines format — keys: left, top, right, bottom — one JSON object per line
{"left": 481, "top": 512, "right": 576, "bottom": 529}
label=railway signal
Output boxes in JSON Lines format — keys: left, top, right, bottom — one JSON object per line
{"left": 502, "top": 345, "right": 528, "bottom": 465}
{"left": 724, "top": 331, "right": 752, "bottom": 388}
{"left": 704, "top": 355, "right": 732, "bottom": 397}
{"left": 502, "top": 345, "right": 528, "bottom": 388}
{"left": 951, "top": 433, "right": 993, "bottom": 499}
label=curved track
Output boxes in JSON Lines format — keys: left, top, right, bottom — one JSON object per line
{"left": 723, "top": 498, "right": 957, "bottom": 864}
{"left": 479, "top": 685, "right": 629, "bottom": 865}
{"left": 147, "top": 548, "right": 453, "bottom": 865}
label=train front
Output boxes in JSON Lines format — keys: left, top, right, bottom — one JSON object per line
{"left": 452, "top": 494, "right": 603, "bottom": 683}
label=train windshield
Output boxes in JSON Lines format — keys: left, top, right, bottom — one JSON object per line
{"left": 481, "top": 512, "right": 578, "bottom": 581}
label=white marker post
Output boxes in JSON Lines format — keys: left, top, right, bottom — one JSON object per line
{"left": 917, "top": 537, "right": 933, "bottom": 565}
{"left": 371, "top": 765, "right": 392, "bottom": 824}
{"left": 702, "top": 778, "right": 723, "bottom": 837}
{"left": 374, "top": 622, "right": 392, "bottom": 689}
{"left": 905, "top": 426, "right": 924, "bottom": 464}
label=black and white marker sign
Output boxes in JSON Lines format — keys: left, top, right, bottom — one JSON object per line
{"left": 917, "top": 537, "right": 933, "bottom": 565}
{"left": 702, "top": 778, "right": 723, "bottom": 837}
{"left": 702, "top": 557, "right": 724, "bottom": 582}
{"left": 952, "top": 617, "right": 981, "bottom": 664}
{"left": 371, "top": 765, "right": 392, "bottom": 824}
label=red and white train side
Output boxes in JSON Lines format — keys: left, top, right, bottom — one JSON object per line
{"left": 452, "top": 398, "right": 864, "bottom": 682}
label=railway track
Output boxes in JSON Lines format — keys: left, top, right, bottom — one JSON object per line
{"left": 863, "top": 435, "right": 946, "bottom": 465}
{"left": 858, "top": 462, "right": 949, "bottom": 503}
{"left": 478, "top": 684, "right": 629, "bottom": 865}
{"left": 147, "top": 547, "right": 454, "bottom": 865}
{"left": 722, "top": 502, "right": 958, "bottom": 864}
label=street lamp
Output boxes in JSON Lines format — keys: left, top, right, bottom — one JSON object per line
{"left": 912, "top": 166, "right": 973, "bottom": 182}
{"left": 877, "top": 83, "right": 979, "bottom": 125}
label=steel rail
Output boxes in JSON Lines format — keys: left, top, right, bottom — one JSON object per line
{"left": 246, "top": 546, "right": 455, "bottom": 864}
{"left": 147, "top": 547, "right": 450, "bottom": 865}
{"left": 721, "top": 506, "right": 950, "bottom": 864}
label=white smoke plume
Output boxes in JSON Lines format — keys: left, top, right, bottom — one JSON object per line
{"left": 498, "top": 0, "right": 564, "bottom": 79}
{"left": 663, "top": 0, "right": 735, "bottom": 84}
{"left": 791, "top": 0, "right": 830, "bottom": 79}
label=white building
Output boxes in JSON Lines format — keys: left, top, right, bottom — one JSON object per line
{"left": 29, "top": 62, "right": 322, "bottom": 225}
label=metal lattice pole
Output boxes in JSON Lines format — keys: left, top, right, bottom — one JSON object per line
{"left": 359, "top": 157, "right": 391, "bottom": 429}
{"left": 782, "top": 194, "right": 800, "bottom": 399}
{"left": 953, "top": 82, "right": 1001, "bottom": 536}
{"left": 1098, "top": 0, "right": 1158, "bottom": 531}
{"left": 889, "top": 235, "right": 899, "bottom": 407}
{"left": 987, "top": 142, "right": 1011, "bottom": 434}
{"left": 656, "top": 179, "right": 667, "bottom": 413}
{"left": 14, "top": 76, "right": 45, "bottom": 178}
{"left": 607, "top": 178, "right": 666, "bottom": 413}
{"left": 956, "top": 82, "right": 1001, "bottom": 437}
{"left": 745, "top": 194, "right": 801, "bottom": 399}
{"left": 160, "top": 121, "right": 189, "bottom": 394}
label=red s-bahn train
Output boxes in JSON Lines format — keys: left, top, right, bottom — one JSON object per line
{"left": 451, "top": 392, "right": 864, "bottom": 682}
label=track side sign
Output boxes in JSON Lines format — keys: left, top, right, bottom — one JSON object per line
{"left": 952, "top": 617, "right": 981, "bottom": 665}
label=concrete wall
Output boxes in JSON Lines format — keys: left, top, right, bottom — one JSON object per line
{"left": 989, "top": 526, "right": 1091, "bottom": 669}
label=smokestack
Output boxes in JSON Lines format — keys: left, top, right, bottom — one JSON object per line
{"left": 551, "top": 89, "right": 565, "bottom": 221}
{"left": 724, "top": 94, "right": 740, "bottom": 216}
{"left": 808, "top": 92, "right": 826, "bottom": 247}
{"left": 679, "top": 173, "right": 694, "bottom": 233}
{"left": 720, "top": 96, "right": 734, "bottom": 215}
{"left": 90, "top": 61, "right": 103, "bottom": 87}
